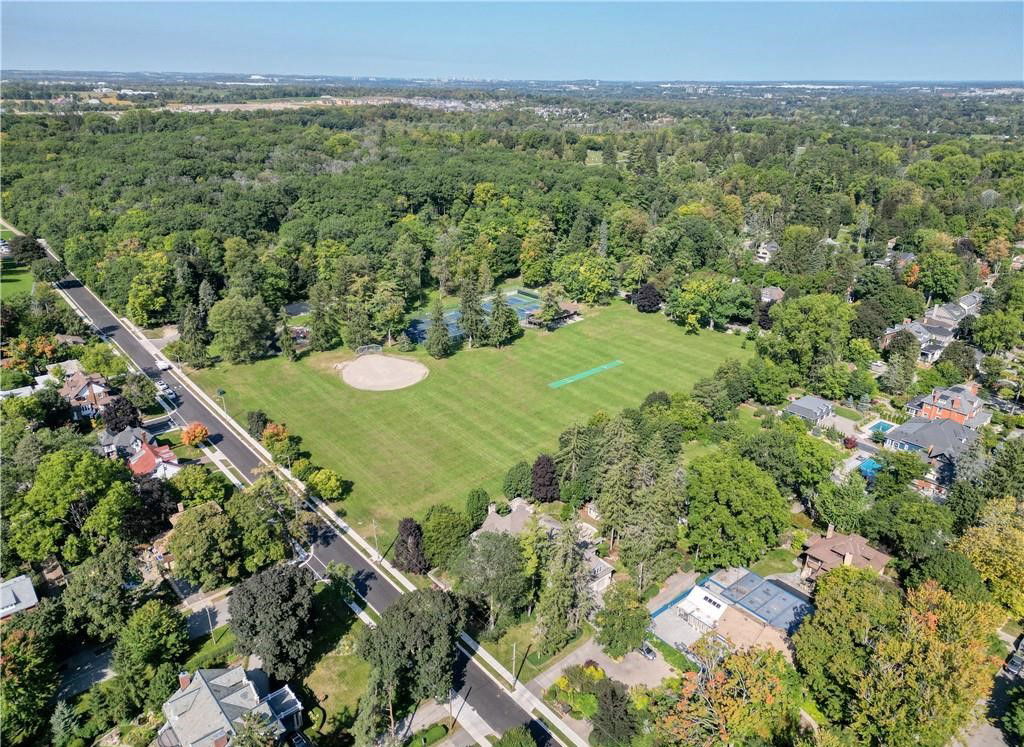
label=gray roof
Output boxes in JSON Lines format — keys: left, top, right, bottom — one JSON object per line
{"left": 959, "top": 291, "right": 984, "bottom": 310}
{"left": 160, "top": 668, "right": 299, "bottom": 747}
{"left": 936, "top": 302, "right": 967, "bottom": 322}
{"left": 885, "top": 417, "right": 977, "bottom": 460}
{"left": 785, "top": 395, "right": 832, "bottom": 421}
{"left": 705, "top": 570, "right": 812, "bottom": 634}
{"left": 0, "top": 575, "right": 38, "bottom": 618}
{"left": 98, "top": 426, "right": 151, "bottom": 451}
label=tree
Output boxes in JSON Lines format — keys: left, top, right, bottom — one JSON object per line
{"left": 488, "top": 292, "right": 521, "bottom": 347}
{"left": 7, "top": 235, "right": 45, "bottom": 264}
{"left": 167, "top": 502, "right": 240, "bottom": 589}
{"left": 916, "top": 250, "right": 964, "bottom": 302}
{"left": 112, "top": 600, "right": 188, "bottom": 708}
{"left": 226, "top": 477, "right": 292, "bottom": 574}
{"left": 459, "top": 275, "right": 487, "bottom": 347}
{"left": 232, "top": 712, "right": 277, "bottom": 747}
{"left": 905, "top": 549, "right": 991, "bottom": 604}
{"left": 207, "top": 293, "right": 272, "bottom": 363}
{"left": 307, "top": 280, "right": 340, "bottom": 351}
{"left": 454, "top": 532, "right": 530, "bottom": 634}
{"left": 494, "top": 726, "right": 536, "bottom": 747}
{"left": 531, "top": 454, "right": 559, "bottom": 502}
{"left": 175, "top": 302, "right": 212, "bottom": 367}
{"left": 1005, "top": 686, "right": 1024, "bottom": 743}
{"left": 758, "top": 294, "right": 853, "bottom": 377}
{"left": 810, "top": 473, "right": 869, "bottom": 532}
{"left": 0, "top": 628, "right": 57, "bottom": 744}
{"left": 169, "top": 464, "right": 229, "bottom": 507}
{"left": 793, "top": 566, "right": 904, "bottom": 724}
{"left": 31, "top": 258, "right": 64, "bottom": 284}
{"left": 686, "top": 452, "right": 788, "bottom": 571}
{"left": 102, "top": 396, "right": 142, "bottom": 433}
{"left": 535, "top": 524, "right": 592, "bottom": 654}
{"left": 229, "top": 564, "right": 316, "bottom": 680}
{"left": 936, "top": 340, "right": 975, "bottom": 382}
{"left": 503, "top": 461, "right": 532, "bottom": 500}
{"left": 601, "top": 137, "right": 617, "bottom": 167}
{"left": 656, "top": 642, "right": 801, "bottom": 746}
{"left": 181, "top": 421, "right": 209, "bottom": 446}
{"left": 307, "top": 468, "right": 345, "bottom": 502}
{"left": 465, "top": 488, "right": 490, "bottom": 529}
{"left": 973, "top": 310, "right": 1024, "bottom": 353}
{"left": 421, "top": 505, "right": 473, "bottom": 570}
{"left": 634, "top": 282, "right": 662, "bottom": 313}
{"left": 62, "top": 540, "right": 141, "bottom": 641}
{"left": 121, "top": 371, "right": 157, "bottom": 409}
{"left": 357, "top": 590, "right": 465, "bottom": 735}
{"left": 595, "top": 582, "right": 649, "bottom": 658}
{"left": 49, "top": 700, "right": 78, "bottom": 747}
{"left": 246, "top": 409, "right": 269, "bottom": 438}
{"left": 861, "top": 489, "right": 953, "bottom": 563}
{"left": 394, "top": 518, "right": 429, "bottom": 574}
{"left": 425, "top": 297, "right": 452, "bottom": 359}
{"left": 591, "top": 678, "right": 640, "bottom": 747}
{"left": 955, "top": 497, "right": 1024, "bottom": 616}
{"left": 739, "top": 422, "right": 839, "bottom": 500}
{"left": 276, "top": 307, "right": 297, "bottom": 361}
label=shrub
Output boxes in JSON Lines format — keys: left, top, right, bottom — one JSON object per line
{"left": 503, "top": 461, "right": 531, "bottom": 500}
{"left": 465, "top": 488, "right": 490, "bottom": 529}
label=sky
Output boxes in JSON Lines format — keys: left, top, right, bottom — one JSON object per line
{"left": 2, "top": 2, "right": 1022, "bottom": 82}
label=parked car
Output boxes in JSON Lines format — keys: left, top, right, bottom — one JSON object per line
{"left": 1006, "top": 650, "right": 1024, "bottom": 678}
{"left": 639, "top": 641, "right": 656, "bottom": 660}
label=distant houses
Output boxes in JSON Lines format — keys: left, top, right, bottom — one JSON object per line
{"left": 880, "top": 291, "right": 984, "bottom": 365}
{"left": 784, "top": 395, "right": 834, "bottom": 426}
{"left": 760, "top": 285, "right": 785, "bottom": 304}
{"left": 906, "top": 382, "right": 990, "bottom": 429}
{"left": 753, "top": 240, "right": 780, "bottom": 265}
{"left": 882, "top": 417, "right": 977, "bottom": 497}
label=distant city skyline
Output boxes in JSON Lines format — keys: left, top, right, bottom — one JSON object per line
{"left": 3, "top": 2, "right": 1022, "bottom": 83}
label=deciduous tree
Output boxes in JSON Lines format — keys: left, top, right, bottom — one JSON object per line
{"left": 595, "top": 582, "right": 649, "bottom": 658}
{"left": 454, "top": 531, "right": 530, "bottom": 634}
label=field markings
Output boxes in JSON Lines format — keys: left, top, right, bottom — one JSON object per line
{"left": 548, "top": 360, "right": 624, "bottom": 389}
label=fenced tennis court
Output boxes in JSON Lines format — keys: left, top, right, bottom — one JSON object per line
{"left": 407, "top": 289, "right": 542, "bottom": 342}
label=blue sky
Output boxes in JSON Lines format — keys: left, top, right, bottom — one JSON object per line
{"left": 3, "top": 2, "right": 1022, "bottom": 82}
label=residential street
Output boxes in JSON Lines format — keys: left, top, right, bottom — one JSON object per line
{"left": 45, "top": 258, "right": 556, "bottom": 744}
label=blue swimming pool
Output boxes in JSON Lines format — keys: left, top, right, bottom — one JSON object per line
{"left": 859, "top": 457, "right": 882, "bottom": 477}
{"left": 869, "top": 421, "right": 895, "bottom": 434}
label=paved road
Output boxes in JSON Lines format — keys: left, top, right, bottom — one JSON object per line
{"left": 51, "top": 272, "right": 553, "bottom": 744}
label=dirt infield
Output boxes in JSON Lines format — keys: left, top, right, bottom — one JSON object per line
{"left": 336, "top": 354, "right": 429, "bottom": 391}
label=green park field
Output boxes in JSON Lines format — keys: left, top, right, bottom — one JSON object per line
{"left": 192, "top": 301, "right": 752, "bottom": 538}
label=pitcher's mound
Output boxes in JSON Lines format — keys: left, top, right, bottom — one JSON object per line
{"left": 336, "top": 354, "right": 429, "bottom": 391}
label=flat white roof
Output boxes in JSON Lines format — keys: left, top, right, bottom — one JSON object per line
{"left": 676, "top": 586, "right": 728, "bottom": 629}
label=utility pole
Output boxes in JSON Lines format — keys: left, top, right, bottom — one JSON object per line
{"left": 511, "top": 641, "right": 516, "bottom": 688}
{"left": 372, "top": 519, "right": 380, "bottom": 560}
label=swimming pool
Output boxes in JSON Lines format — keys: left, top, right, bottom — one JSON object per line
{"left": 869, "top": 421, "right": 895, "bottom": 434}
{"left": 859, "top": 457, "right": 882, "bottom": 477}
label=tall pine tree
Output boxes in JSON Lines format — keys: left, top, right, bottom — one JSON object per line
{"left": 536, "top": 524, "right": 592, "bottom": 654}
{"left": 277, "top": 307, "right": 297, "bottom": 361}
{"left": 425, "top": 298, "right": 452, "bottom": 359}
{"left": 460, "top": 275, "right": 487, "bottom": 347}
{"left": 488, "top": 293, "right": 521, "bottom": 347}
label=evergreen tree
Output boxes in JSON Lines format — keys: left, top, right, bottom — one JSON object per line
{"left": 477, "top": 260, "right": 494, "bottom": 295}
{"left": 531, "top": 454, "right": 559, "bottom": 502}
{"left": 308, "top": 281, "right": 340, "bottom": 351}
{"left": 536, "top": 524, "right": 592, "bottom": 654}
{"left": 49, "top": 701, "right": 78, "bottom": 747}
{"left": 488, "top": 292, "right": 522, "bottom": 347}
{"left": 197, "top": 278, "right": 218, "bottom": 313}
{"left": 343, "top": 299, "right": 375, "bottom": 349}
{"left": 601, "top": 137, "right": 618, "bottom": 167}
{"left": 394, "top": 518, "right": 429, "bottom": 574}
{"left": 425, "top": 297, "right": 452, "bottom": 359}
{"left": 276, "top": 307, "right": 297, "bottom": 361}
{"left": 465, "top": 488, "right": 490, "bottom": 529}
{"left": 460, "top": 275, "right": 487, "bottom": 347}
{"left": 538, "top": 285, "right": 562, "bottom": 326}
{"left": 176, "top": 302, "right": 212, "bottom": 367}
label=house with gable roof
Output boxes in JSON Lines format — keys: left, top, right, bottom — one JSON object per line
{"left": 157, "top": 667, "right": 301, "bottom": 747}
{"left": 58, "top": 370, "right": 115, "bottom": 419}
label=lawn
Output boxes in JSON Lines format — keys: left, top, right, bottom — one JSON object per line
{"left": 184, "top": 625, "right": 240, "bottom": 670}
{"left": 749, "top": 547, "right": 801, "bottom": 577}
{"left": 156, "top": 429, "right": 205, "bottom": 462}
{"left": 483, "top": 618, "right": 594, "bottom": 684}
{"left": 301, "top": 582, "right": 372, "bottom": 740}
{"left": 1, "top": 260, "right": 33, "bottom": 298}
{"left": 192, "top": 301, "right": 751, "bottom": 537}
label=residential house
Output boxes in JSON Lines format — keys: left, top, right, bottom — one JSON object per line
{"left": 0, "top": 575, "right": 38, "bottom": 620}
{"left": 925, "top": 301, "right": 969, "bottom": 328}
{"left": 881, "top": 320, "right": 953, "bottom": 364}
{"left": 58, "top": 370, "right": 115, "bottom": 419}
{"left": 157, "top": 667, "right": 302, "bottom": 747}
{"left": 475, "top": 498, "right": 614, "bottom": 602}
{"left": 54, "top": 334, "right": 86, "bottom": 346}
{"left": 784, "top": 395, "right": 833, "bottom": 425}
{"left": 753, "top": 240, "right": 779, "bottom": 264}
{"left": 99, "top": 425, "right": 153, "bottom": 458}
{"left": 800, "top": 527, "right": 892, "bottom": 582}
{"left": 906, "top": 383, "right": 989, "bottom": 429}
{"left": 129, "top": 440, "right": 181, "bottom": 480}
{"left": 883, "top": 417, "right": 978, "bottom": 496}
{"left": 760, "top": 286, "right": 785, "bottom": 304}
{"left": 958, "top": 291, "right": 985, "bottom": 316}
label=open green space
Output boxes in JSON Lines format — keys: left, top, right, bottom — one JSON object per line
{"left": 0, "top": 228, "right": 14, "bottom": 240}
{"left": 1, "top": 261, "right": 33, "bottom": 298}
{"left": 184, "top": 625, "right": 240, "bottom": 670}
{"left": 192, "top": 301, "right": 751, "bottom": 536}
{"left": 483, "top": 618, "right": 593, "bottom": 684}
{"left": 301, "top": 583, "right": 371, "bottom": 740}
{"left": 749, "top": 547, "right": 801, "bottom": 577}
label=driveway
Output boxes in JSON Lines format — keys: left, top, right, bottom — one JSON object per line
{"left": 528, "top": 638, "right": 676, "bottom": 696}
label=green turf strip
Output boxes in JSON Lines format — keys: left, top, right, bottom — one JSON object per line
{"left": 548, "top": 360, "right": 624, "bottom": 388}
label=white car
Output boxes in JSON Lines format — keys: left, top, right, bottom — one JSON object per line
{"left": 156, "top": 359, "right": 172, "bottom": 371}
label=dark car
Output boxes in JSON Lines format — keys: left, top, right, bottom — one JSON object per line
{"left": 639, "top": 641, "right": 657, "bottom": 660}
{"left": 1006, "top": 650, "right": 1024, "bottom": 678}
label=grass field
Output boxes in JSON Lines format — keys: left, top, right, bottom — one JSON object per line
{"left": 192, "top": 301, "right": 751, "bottom": 537}
{"left": 1, "top": 261, "right": 33, "bottom": 298}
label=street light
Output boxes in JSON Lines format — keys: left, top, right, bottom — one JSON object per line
{"left": 216, "top": 388, "right": 226, "bottom": 412}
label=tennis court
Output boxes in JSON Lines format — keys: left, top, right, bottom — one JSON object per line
{"left": 407, "top": 289, "right": 541, "bottom": 342}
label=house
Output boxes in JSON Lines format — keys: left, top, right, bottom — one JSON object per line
{"left": 653, "top": 569, "right": 812, "bottom": 661}
{"left": 883, "top": 417, "right": 978, "bottom": 496}
{"left": 157, "top": 667, "right": 302, "bottom": 747}
{"left": 753, "top": 240, "right": 779, "bottom": 264}
{"left": 54, "top": 334, "right": 86, "bottom": 346}
{"left": 881, "top": 319, "right": 955, "bottom": 364}
{"left": 760, "top": 286, "right": 785, "bottom": 304}
{"left": 99, "top": 425, "right": 153, "bottom": 458}
{"left": 906, "top": 383, "right": 989, "bottom": 429}
{"left": 475, "top": 499, "right": 613, "bottom": 602}
{"left": 801, "top": 527, "right": 892, "bottom": 582}
{"left": 785, "top": 395, "right": 834, "bottom": 425}
{"left": 958, "top": 291, "right": 985, "bottom": 316}
{"left": 129, "top": 440, "right": 181, "bottom": 480}
{"left": 58, "top": 371, "right": 114, "bottom": 419}
{"left": 0, "top": 575, "right": 39, "bottom": 620}
{"left": 925, "top": 302, "right": 969, "bottom": 328}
